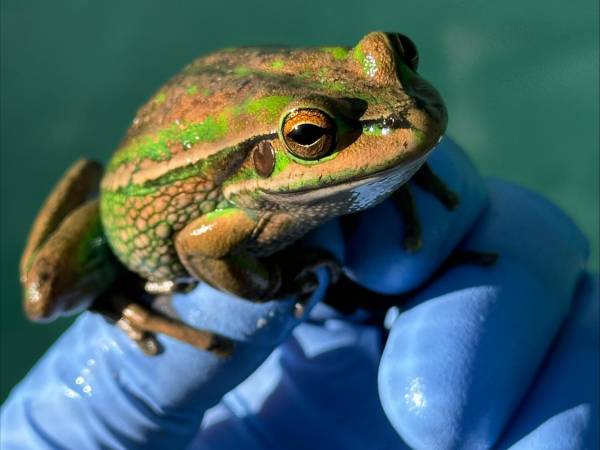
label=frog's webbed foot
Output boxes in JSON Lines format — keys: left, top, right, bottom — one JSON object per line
{"left": 391, "top": 162, "right": 459, "bottom": 252}
{"left": 114, "top": 312, "right": 162, "bottom": 356}
{"left": 92, "top": 278, "right": 234, "bottom": 357}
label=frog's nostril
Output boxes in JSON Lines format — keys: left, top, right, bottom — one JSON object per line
{"left": 387, "top": 33, "right": 419, "bottom": 71}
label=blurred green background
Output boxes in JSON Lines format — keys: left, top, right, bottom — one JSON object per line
{"left": 1, "top": 0, "right": 598, "bottom": 402}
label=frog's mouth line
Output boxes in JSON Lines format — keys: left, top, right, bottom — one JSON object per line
{"left": 359, "top": 113, "right": 412, "bottom": 130}
{"left": 260, "top": 150, "right": 430, "bottom": 203}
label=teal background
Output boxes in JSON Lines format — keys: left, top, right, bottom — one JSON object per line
{"left": 1, "top": 1, "right": 598, "bottom": 402}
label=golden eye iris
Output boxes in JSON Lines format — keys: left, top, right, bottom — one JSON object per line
{"left": 281, "top": 109, "right": 336, "bottom": 160}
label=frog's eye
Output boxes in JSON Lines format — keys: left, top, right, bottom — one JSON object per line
{"left": 281, "top": 109, "right": 336, "bottom": 160}
{"left": 389, "top": 33, "right": 419, "bottom": 71}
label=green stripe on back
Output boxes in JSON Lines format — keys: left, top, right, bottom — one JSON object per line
{"left": 107, "top": 95, "right": 292, "bottom": 174}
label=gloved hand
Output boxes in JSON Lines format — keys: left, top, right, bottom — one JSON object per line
{"left": 2, "top": 139, "right": 597, "bottom": 450}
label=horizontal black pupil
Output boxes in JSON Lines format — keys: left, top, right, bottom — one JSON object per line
{"left": 289, "top": 124, "right": 326, "bottom": 145}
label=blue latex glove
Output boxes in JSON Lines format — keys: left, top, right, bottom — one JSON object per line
{"left": 2, "top": 139, "right": 597, "bottom": 449}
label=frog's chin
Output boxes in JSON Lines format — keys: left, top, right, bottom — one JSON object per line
{"left": 261, "top": 153, "right": 428, "bottom": 213}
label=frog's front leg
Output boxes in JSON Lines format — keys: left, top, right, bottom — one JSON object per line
{"left": 392, "top": 162, "right": 459, "bottom": 251}
{"left": 392, "top": 162, "right": 497, "bottom": 264}
{"left": 175, "top": 208, "right": 337, "bottom": 301}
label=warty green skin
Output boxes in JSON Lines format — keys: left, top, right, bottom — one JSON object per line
{"left": 99, "top": 32, "right": 447, "bottom": 287}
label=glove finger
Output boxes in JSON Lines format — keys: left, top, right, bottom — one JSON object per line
{"left": 190, "top": 305, "right": 410, "bottom": 450}
{"left": 0, "top": 270, "right": 330, "bottom": 450}
{"left": 497, "top": 273, "right": 599, "bottom": 450}
{"left": 378, "top": 180, "right": 589, "bottom": 450}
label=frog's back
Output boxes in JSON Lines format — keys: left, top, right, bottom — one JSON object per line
{"left": 101, "top": 45, "right": 371, "bottom": 187}
{"left": 100, "top": 45, "right": 363, "bottom": 281}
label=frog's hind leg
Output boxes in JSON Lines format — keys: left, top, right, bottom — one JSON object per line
{"left": 20, "top": 160, "right": 118, "bottom": 321}
{"left": 391, "top": 162, "right": 459, "bottom": 252}
{"left": 21, "top": 159, "right": 234, "bottom": 357}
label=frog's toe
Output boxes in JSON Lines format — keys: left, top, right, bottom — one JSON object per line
{"left": 116, "top": 317, "right": 162, "bottom": 355}
{"left": 391, "top": 184, "right": 422, "bottom": 252}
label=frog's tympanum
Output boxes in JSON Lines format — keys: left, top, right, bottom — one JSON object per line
{"left": 20, "top": 32, "right": 458, "bottom": 356}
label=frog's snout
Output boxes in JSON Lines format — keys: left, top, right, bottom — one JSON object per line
{"left": 353, "top": 32, "right": 448, "bottom": 134}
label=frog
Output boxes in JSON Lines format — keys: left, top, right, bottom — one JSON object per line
{"left": 20, "top": 32, "right": 458, "bottom": 356}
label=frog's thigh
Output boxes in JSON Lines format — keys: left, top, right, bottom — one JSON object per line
{"left": 21, "top": 159, "right": 103, "bottom": 277}
{"left": 174, "top": 208, "right": 276, "bottom": 300}
{"left": 22, "top": 199, "right": 117, "bottom": 321}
